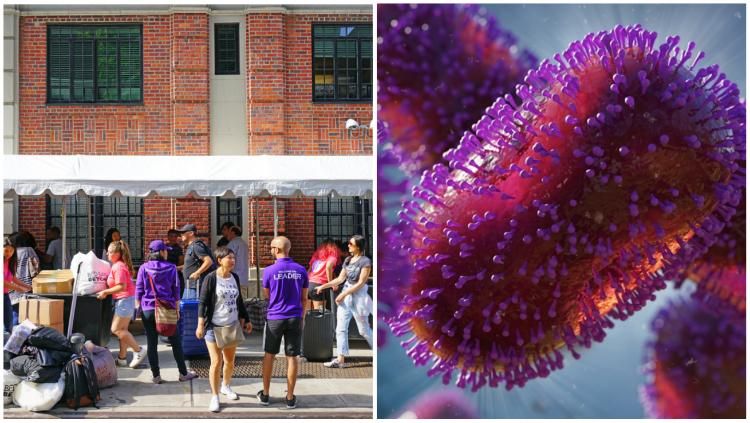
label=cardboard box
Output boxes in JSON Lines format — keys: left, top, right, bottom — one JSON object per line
{"left": 18, "top": 298, "right": 64, "bottom": 326}
{"left": 32, "top": 270, "right": 74, "bottom": 294}
{"left": 47, "top": 322, "right": 65, "bottom": 334}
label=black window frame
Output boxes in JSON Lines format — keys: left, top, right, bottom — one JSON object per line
{"left": 313, "top": 196, "right": 372, "bottom": 255}
{"left": 46, "top": 24, "right": 144, "bottom": 105}
{"left": 311, "top": 23, "right": 372, "bottom": 103}
{"left": 214, "top": 23, "right": 240, "bottom": 75}
{"left": 216, "top": 198, "right": 243, "bottom": 236}
{"left": 46, "top": 194, "right": 91, "bottom": 262}
{"left": 45, "top": 195, "right": 145, "bottom": 266}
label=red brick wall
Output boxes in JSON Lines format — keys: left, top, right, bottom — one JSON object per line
{"left": 17, "top": 196, "right": 46, "bottom": 248}
{"left": 247, "top": 12, "right": 373, "bottom": 156}
{"left": 247, "top": 197, "right": 314, "bottom": 267}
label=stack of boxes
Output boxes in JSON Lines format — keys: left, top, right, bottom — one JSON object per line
{"left": 18, "top": 298, "right": 64, "bottom": 333}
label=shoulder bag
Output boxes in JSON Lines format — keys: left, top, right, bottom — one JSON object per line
{"left": 147, "top": 273, "right": 178, "bottom": 337}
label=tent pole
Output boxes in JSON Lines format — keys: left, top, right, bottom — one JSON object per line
{"left": 273, "top": 197, "right": 278, "bottom": 237}
{"left": 254, "top": 198, "right": 261, "bottom": 298}
{"left": 61, "top": 197, "right": 66, "bottom": 270}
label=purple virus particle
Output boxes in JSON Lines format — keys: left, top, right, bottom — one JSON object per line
{"left": 388, "top": 24, "right": 745, "bottom": 391}
{"left": 641, "top": 290, "right": 746, "bottom": 418}
{"left": 378, "top": 4, "right": 536, "bottom": 174}
{"left": 396, "top": 388, "right": 479, "bottom": 419}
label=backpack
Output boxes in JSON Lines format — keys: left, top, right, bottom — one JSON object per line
{"left": 188, "top": 239, "right": 217, "bottom": 276}
{"left": 63, "top": 353, "right": 100, "bottom": 410}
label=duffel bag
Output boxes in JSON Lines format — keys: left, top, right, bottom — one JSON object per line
{"left": 84, "top": 341, "right": 117, "bottom": 389}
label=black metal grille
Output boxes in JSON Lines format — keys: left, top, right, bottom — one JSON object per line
{"left": 189, "top": 356, "right": 372, "bottom": 379}
{"left": 46, "top": 195, "right": 144, "bottom": 265}
{"left": 314, "top": 197, "right": 372, "bottom": 255}
{"left": 312, "top": 24, "right": 372, "bottom": 102}
{"left": 47, "top": 25, "right": 142, "bottom": 103}
{"left": 215, "top": 23, "right": 240, "bottom": 75}
{"left": 47, "top": 195, "right": 91, "bottom": 260}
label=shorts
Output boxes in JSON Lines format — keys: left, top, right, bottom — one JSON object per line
{"left": 113, "top": 296, "right": 135, "bottom": 318}
{"left": 204, "top": 324, "right": 216, "bottom": 343}
{"left": 263, "top": 317, "right": 302, "bottom": 356}
{"left": 308, "top": 282, "right": 330, "bottom": 302}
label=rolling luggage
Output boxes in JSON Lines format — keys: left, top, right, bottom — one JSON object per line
{"left": 302, "top": 308, "right": 334, "bottom": 362}
{"left": 180, "top": 284, "right": 208, "bottom": 358}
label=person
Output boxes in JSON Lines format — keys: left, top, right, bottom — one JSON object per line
{"left": 165, "top": 229, "right": 185, "bottom": 297}
{"left": 10, "top": 231, "right": 40, "bottom": 307}
{"left": 307, "top": 239, "right": 342, "bottom": 311}
{"left": 216, "top": 237, "right": 229, "bottom": 248}
{"left": 4, "top": 236, "right": 31, "bottom": 331}
{"left": 41, "top": 226, "right": 63, "bottom": 270}
{"left": 257, "top": 236, "right": 308, "bottom": 409}
{"left": 316, "top": 235, "right": 373, "bottom": 368}
{"left": 195, "top": 246, "right": 252, "bottom": 413}
{"left": 178, "top": 224, "right": 215, "bottom": 297}
{"left": 96, "top": 240, "right": 147, "bottom": 368}
{"left": 225, "top": 226, "right": 249, "bottom": 299}
{"left": 102, "top": 228, "right": 121, "bottom": 262}
{"left": 136, "top": 240, "right": 198, "bottom": 384}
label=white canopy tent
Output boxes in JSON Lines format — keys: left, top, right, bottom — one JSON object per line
{"left": 4, "top": 154, "right": 374, "bottom": 291}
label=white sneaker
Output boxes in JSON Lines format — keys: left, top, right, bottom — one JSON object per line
{"left": 209, "top": 395, "right": 220, "bottom": 412}
{"left": 221, "top": 384, "right": 239, "bottom": 400}
{"left": 324, "top": 358, "right": 347, "bottom": 368}
{"left": 129, "top": 345, "right": 147, "bottom": 368}
{"left": 116, "top": 357, "right": 128, "bottom": 367}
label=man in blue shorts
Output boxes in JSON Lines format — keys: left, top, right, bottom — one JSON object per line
{"left": 257, "top": 236, "right": 308, "bottom": 409}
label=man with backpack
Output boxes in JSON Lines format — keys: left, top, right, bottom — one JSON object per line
{"left": 177, "top": 224, "right": 216, "bottom": 296}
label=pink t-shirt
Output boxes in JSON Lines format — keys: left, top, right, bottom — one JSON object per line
{"left": 308, "top": 256, "right": 338, "bottom": 285}
{"left": 107, "top": 260, "right": 134, "bottom": 300}
{"left": 3, "top": 260, "right": 12, "bottom": 294}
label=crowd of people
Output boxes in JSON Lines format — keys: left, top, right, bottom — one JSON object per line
{"left": 3, "top": 222, "right": 373, "bottom": 412}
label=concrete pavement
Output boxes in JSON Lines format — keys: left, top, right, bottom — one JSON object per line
{"left": 4, "top": 329, "right": 373, "bottom": 419}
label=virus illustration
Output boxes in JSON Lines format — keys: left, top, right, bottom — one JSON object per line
{"left": 377, "top": 121, "right": 414, "bottom": 346}
{"left": 396, "top": 389, "right": 479, "bottom": 419}
{"left": 378, "top": 4, "right": 536, "bottom": 175}
{"left": 389, "top": 24, "right": 745, "bottom": 391}
{"left": 640, "top": 291, "right": 746, "bottom": 418}
{"left": 682, "top": 190, "right": 746, "bottom": 314}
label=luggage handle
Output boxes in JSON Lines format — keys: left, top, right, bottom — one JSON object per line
{"left": 67, "top": 262, "right": 83, "bottom": 338}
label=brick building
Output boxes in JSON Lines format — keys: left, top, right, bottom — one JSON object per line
{"left": 3, "top": 4, "right": 373, "bottom": 284}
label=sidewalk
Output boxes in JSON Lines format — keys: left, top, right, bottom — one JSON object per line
{"left": 4, "top": 328, "right": 373, "bottom": 419}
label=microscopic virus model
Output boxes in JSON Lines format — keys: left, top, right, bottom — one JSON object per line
{"left": 389, "top": 24, "right": 745, "bottom": 391}
{"left": 377, "top": 121, "right": 413, "bottom": 346}
{"left": 640, "top": 291, "right": 746, "bottom": 418}
{"left": 683, "top": 191, "right": 746, "bottom": 314}
{"left": 378, "top": 4, "right": 536, "bottom": 174}
{"left": 396, "top": 389, "right": 479, "bottom": 419}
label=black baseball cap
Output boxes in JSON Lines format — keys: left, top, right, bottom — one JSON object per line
{"left": 177, "top": 223, "right": 197, "bottom": 233}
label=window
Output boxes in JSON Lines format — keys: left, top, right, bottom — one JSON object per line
{"left": 312, "top": 24, "right": 372, "bottom": 102}
{"left": 47, "top": 25, "right": 142, "bottom": 103}
{"left": 215, "top": 23, "right": 240, "bottom": 75}
{"left": 314, "top": 197, "right": 372, "bottom": 255}
{"left": 92, "top": 197, "right": 144, "bottom": 265}
{"left": 216, "top": 198, "right": 243, "bottom": 235}
{"left": 46, "top": 195, "right": 144, "bottom": 265}
{"left": 47, "top": 195, "right": 91, "bottom": 261}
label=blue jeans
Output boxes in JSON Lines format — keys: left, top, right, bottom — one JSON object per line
{"left": 3, "top": 294, "right": 12, "bottom": 333}
{"left": 335, "top": 298, "right": 373, "bottom": 356}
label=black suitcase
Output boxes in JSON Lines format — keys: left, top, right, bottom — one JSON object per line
{"left": 302, "top": 309, "right": 334, "bottom": 362}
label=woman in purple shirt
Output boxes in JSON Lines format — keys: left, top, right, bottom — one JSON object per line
{"left": 136, "top": 240, "right": 198, "bottom": 384}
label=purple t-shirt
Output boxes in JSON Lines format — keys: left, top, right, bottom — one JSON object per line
{"left": 263, "top": 257, "right": 309, "bottom": 320}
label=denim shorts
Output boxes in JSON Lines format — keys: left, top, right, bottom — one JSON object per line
{"left": 113, "top": 296, "right": 135, "bottom": 318}
{"left": 204, "top": 326, "right": 216, "bottom": 343}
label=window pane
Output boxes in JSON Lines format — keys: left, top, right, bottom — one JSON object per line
{"left": 215, "top": 24, "right": 239, "bottom": 75}
{"left": 48, "top": 25, "right": 142, "bottom": 103}
{"left": 312, "top": 24, "right": 372, "bottom": 101}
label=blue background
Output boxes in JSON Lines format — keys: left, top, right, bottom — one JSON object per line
{"left": 377, "top": 3, "right": 745, "bottom": 419}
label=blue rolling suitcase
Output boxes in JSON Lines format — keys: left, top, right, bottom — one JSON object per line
{"left": 180, "top": 281, "right": 208, "bottom": 358}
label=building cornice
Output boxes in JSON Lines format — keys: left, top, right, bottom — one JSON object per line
{"left": 13, "top": 5, "right": 371, "bottom": 17}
